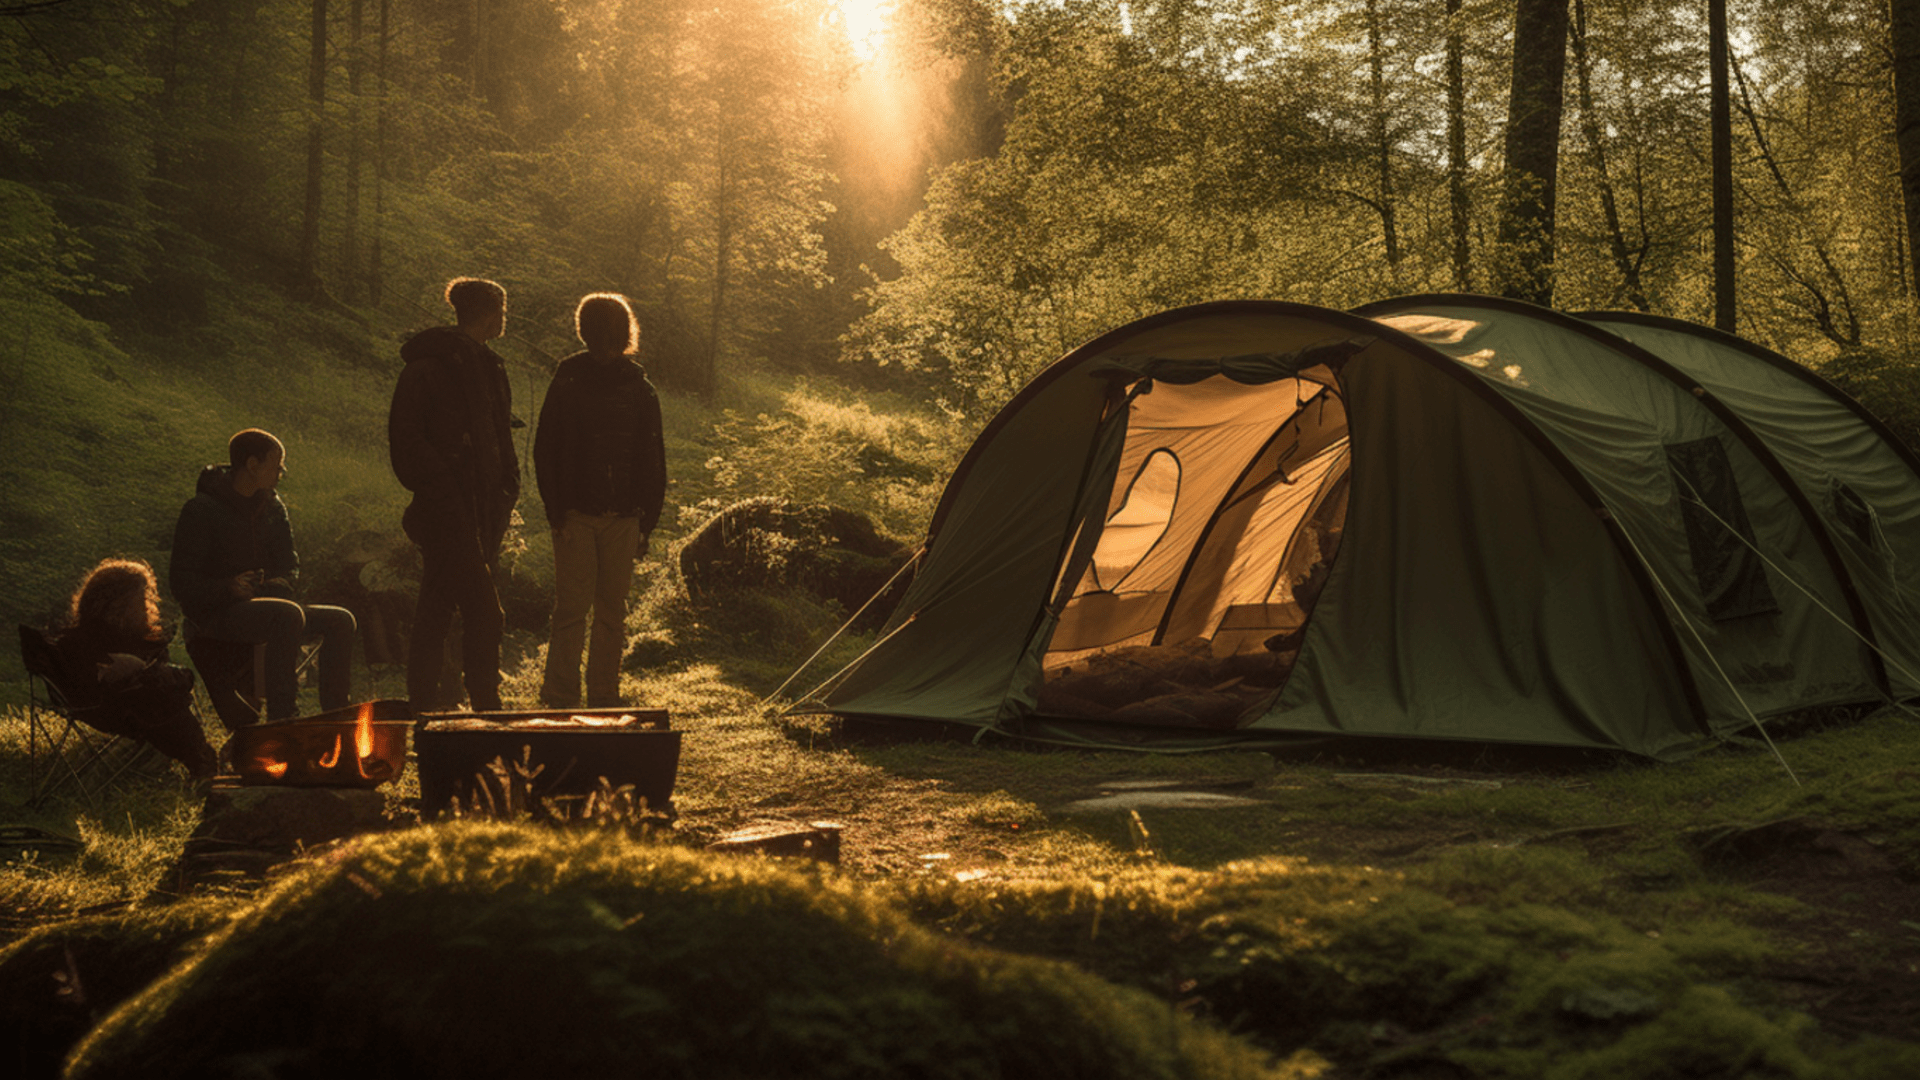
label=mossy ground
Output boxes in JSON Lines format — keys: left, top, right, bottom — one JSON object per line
{"left": 6, "top": 668, "right": 1918, "bottom": 1078}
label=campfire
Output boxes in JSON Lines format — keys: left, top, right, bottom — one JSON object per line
{"left": 231, "top": 700, "right": 413, "bottom": 788}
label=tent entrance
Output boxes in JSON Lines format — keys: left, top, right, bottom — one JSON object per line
{"left": 1033, "top": 370, "right": 1351, "bottom": 729}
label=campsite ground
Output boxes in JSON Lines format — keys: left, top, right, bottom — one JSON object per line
{"left": 5, "top": 654, "right": 1917, "bottom": 1077}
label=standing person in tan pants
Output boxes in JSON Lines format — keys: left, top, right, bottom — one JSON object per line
{"left": 533, "top": 293, "right": 667, "bottom": 708}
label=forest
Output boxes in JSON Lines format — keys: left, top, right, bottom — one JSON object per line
{"left": 6, "top": 1, "right": 1920, "bottom": 1077}
{"left": 4, "top": 0, "right": 1920, "bottom": 626}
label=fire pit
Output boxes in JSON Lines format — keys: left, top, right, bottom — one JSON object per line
{"left": 414, "top": 708, "right": 679, "bottom": 818}
{"left": 229, "top": 700, "right": 413, "bottom": 787}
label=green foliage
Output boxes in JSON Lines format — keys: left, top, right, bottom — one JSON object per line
{"left": 64, "top": 823, "right": 1288, "bottom": 1080}
{"left": 701, "top": 381, "right": 956, "bottom": 538}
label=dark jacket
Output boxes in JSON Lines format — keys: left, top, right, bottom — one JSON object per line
{"left": 54, "top": 624, "right": 185, "bottom": 711}
{"left": 533, "top": 351, "right": 667, "bottom": 532}
{"left": 169, "top": 464, "right": 298, "bottom": 622}
{"left": 389, "top": 326, "right": 520, "bottom": 557}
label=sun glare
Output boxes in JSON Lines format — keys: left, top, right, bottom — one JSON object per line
{"left": 836, "top": 0, "right": 888, "bottom": 61}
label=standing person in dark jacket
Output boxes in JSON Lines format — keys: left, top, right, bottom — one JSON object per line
{"left": 534, "top": 292, "right": 667, "bottom": 708}
{"left": 169, "top": 429, "right": 356, "bottom": 722}
{"left": 390, "top": 276, "right": 520, "bottom": 712}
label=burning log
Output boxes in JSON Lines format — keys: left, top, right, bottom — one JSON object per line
{"left": 229, "top": 700, "right": 412, "bottom": 788}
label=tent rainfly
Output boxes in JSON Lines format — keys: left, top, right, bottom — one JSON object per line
{"left": 788, "top": 296, "right": 1920, "bottom": 759}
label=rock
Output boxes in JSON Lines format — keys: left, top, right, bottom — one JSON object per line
{"left": 194, "top": 785, "right": 390, "bottom": 852}
{"left": 676, "top": 497, "right": 912, "bottom": 626}
{"left": 1059, "top": 792, "right": 1267, "bottom": 813}
{"left": 706, "top": 821, "right": 844, "bottom": 864}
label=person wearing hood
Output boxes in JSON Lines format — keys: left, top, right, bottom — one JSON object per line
{"left": 168, "top": 428, "right": 356, "bottom": 722}
{"left": 533, "top": 292, "right": 667, "bottom": 708}
{"left": 389, "top": 276, "right": 519, "bottom": 713}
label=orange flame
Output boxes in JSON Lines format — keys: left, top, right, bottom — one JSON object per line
{"left": 317, "top": 733, "right": 342, "bottom": 769}
{"left": 355, "top": 702, "right": 376, "bottom": 761}
{"left": 261, "top": 759, "right": 289, "bottom": 779}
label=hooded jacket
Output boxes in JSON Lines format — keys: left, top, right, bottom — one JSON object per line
{"left": 169, "top": 464, "right": 298, "bottom": 622}
{"left": 389, "top": 326, "right": 520, "bottom": 556}
{"left": 533, "top": 351, "right": 667, "bottom": 532}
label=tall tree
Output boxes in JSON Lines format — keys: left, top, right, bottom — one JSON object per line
{"left": 1365, "top": 0, "right": 1401, "bottom": 273}
{"left": 1894, "top": 0, "right": 1920, "bottom": 300}
{"left": 1494, "top": 0, "right": 1570, "bottom": 306}
{"left": 296, "top": 0, "right": 327, "bottom": 294}
{"left": 342, "top": 0, "right": 363, "bottom": 298}
{"left": 1446, "top": 0, "right": 1471, "bottom": 289}
{"left": 369, "top": 0, "right": 388, "bottom": 305}
{"left": 1570, "top": 0, "right": 1646, "bottom": 309}
{"left": 1709, "top": 0, "right": 1735, "bottom": 330}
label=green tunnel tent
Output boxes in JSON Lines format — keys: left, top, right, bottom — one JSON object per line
{"left": 791, "top": 296, "right": 1920, "bottom": 758}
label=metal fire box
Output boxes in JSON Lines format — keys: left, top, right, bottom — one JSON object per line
{"left": 413, "top": 707, "right": 679, "bottom": 817}
{"left": 230, "top": 699, "right": 414, "bottom": 788}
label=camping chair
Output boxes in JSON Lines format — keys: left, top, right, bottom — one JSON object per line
{"left": 17, "top": 625, "right": 169, "bottom": 809}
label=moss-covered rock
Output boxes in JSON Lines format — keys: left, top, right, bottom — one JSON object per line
{"left": 64, "top": 823, "right": 1290, "bottom": 1080}
{"left": 0, "top": 898, "right": 236, "bottom": 1080}
{"left": 677, "top": 497, "right": 912, "bottom": 624}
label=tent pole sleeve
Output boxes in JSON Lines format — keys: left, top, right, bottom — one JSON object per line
{"left": 765, "top": 547, "right": 926, "bottom": 706}
{"left": 1611, "top": 510, "right": 1802, "bottom": 784}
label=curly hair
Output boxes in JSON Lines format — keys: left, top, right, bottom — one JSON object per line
{"left": 68, "top": 558, "right": 166, "bottom": 642}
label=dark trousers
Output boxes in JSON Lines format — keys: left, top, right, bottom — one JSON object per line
{"left": 92, "top": 672, "right": 218, "bottom": 780}
{"left": 197, "top": 598, "right": 357, "bottom": 721}
{"left": 408, "top": 539, "right": 505, "bottom": 712}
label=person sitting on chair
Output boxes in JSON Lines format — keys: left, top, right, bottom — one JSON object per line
{"left": 169, "top": 428, "right": 356, "bottom": 722}
{"left": 53, "top": 558, "right": 217, "bottom": 780}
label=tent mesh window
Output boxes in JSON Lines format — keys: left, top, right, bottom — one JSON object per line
{"left": 1665, "top": 436, "right": 1780, "bottom": 621}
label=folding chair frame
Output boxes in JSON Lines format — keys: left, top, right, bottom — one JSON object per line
{"left": 19, "top": 625, "right": 170, "bottom": 810}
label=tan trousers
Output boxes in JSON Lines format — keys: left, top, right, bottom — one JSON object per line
{"left": 541, "top": 511, "right": 642, "bottom": 707}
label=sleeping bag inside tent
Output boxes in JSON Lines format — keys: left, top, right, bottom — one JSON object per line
{"left": 792, "top": 296, "right": 1920, "bottom": 759}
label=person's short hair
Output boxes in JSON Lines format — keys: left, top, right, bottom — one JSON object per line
{"left": 446, "top": 277, "right": 507, "bottom": 324}
{"left": 575, "top": 292, "right": 638, "bottom": 355}
{"left": 229, "top": 428, "right": 283, "bottom": 469}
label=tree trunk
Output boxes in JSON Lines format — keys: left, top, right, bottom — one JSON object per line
{"left": 343, "top": 0, "right": 363, "bottom": 300}
{"left": 369, "top": 0, "right": 388, "bottom": 305}
{"left": 1366, "top": 0, "right": 1400, "bottom": 271}
{"left": 1893, "top": 0, "right": 1920, "bottom": 302}
{"left": 297, "top": 0, "right": 327, "bottom": 295}
{"left": 1446, "top": 0, "right": 1470, "bottom": 289}
{"left": 1571, "top": 0, "right": 1646, "bottom": 309}
{"left": 1494, "top": 0, "right": 1569, "bottom": 307}
{"left": 1709, "top": 0, "right": 1735, "bottom": 331}
{"left": 707, "top": 144, "right": 731, "bottom": 400}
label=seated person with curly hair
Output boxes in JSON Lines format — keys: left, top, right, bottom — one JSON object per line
{"left": 53, "top": 558, "right": 218, "bottom": 780}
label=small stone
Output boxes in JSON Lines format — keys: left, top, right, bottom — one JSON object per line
{"left": 1058, "top": 792, "right": 1266, "bottom": 813}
